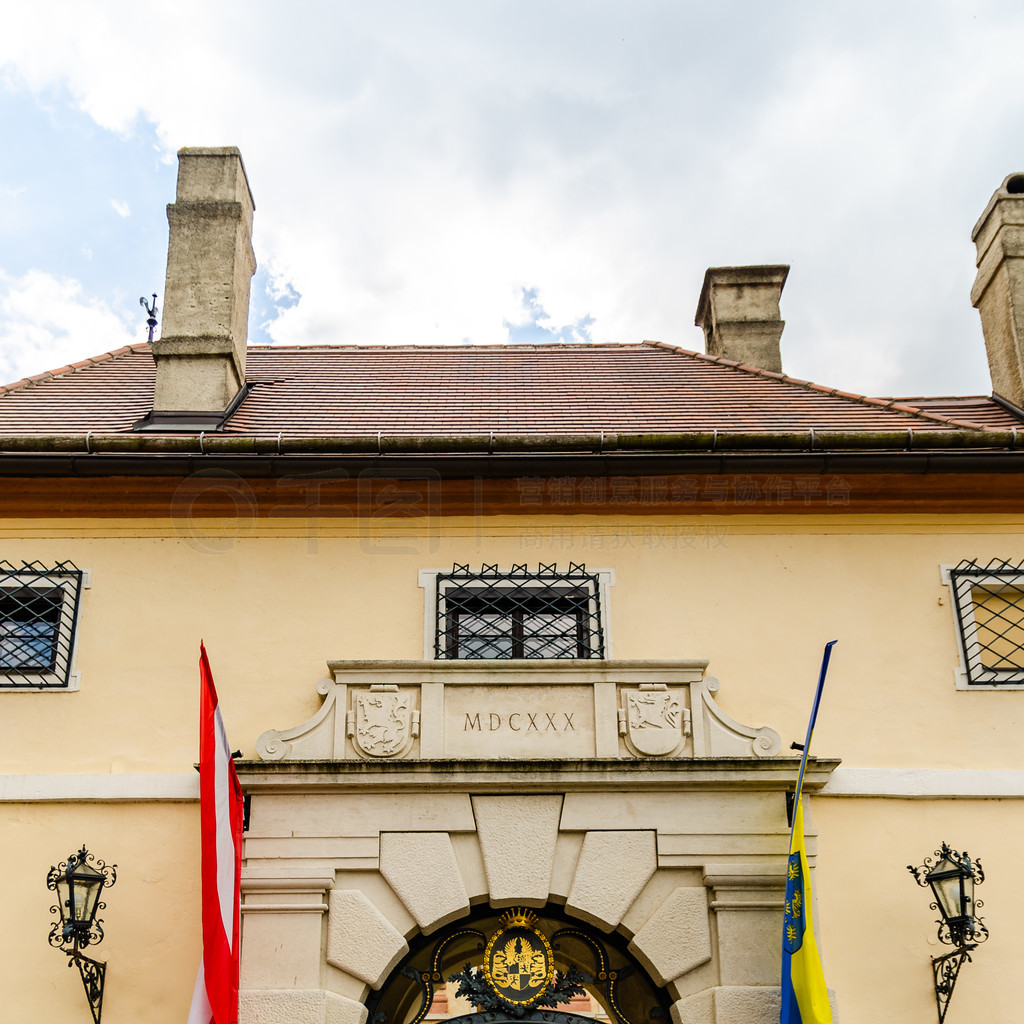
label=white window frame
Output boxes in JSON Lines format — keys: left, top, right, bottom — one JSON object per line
{"left": 418, "top": 567, "right": 614, "bottom": 661}
{"left": 0, "top": 563, "right": 91, "bottom": 692}
{"left": 942, "top": 562, "right": 1024, "bottom": 690}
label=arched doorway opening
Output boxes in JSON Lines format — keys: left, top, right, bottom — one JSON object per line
{"left": 365, "top": 905, "right": 670, "bottom": 1024}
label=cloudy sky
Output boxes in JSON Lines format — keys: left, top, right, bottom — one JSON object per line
{"left": 1, "top": 1, "right": 1023, "bottom": 398}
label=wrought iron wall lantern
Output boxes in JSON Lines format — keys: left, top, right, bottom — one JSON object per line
{"left": 46, "top": 845, "right": 117, "bottom": 1024}
{"left": 907, "top": 843, "right": 987, "bottom": 1024}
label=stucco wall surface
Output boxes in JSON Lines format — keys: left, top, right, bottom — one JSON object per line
{"left": 3, "top": 511, "right": 1024, "bottom": 1023}
{"left": 0, "top": 801, "right": 201, "bottom": 1024}
{"left": 1, "top": 513, "right": 1022, "bottom": 772}
{"left": 812, "top": 796, "right": 1024, "bottom": 1024}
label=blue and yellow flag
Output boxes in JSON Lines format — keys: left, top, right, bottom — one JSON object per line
{"left": 780, "top": 641, "right": 836, "bottom": 1024}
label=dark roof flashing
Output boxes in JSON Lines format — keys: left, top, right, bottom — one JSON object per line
{"left": 132, "top": 384, "right": 253, "bottom": 433}
{"left": 990, "top": 391, "right": 1024, "bottom": 421}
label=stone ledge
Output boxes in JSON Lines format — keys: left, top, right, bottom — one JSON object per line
{"left": 236, "top": 757, "right": 839, "bottom": 792}
{"left": 325, "top": 659, "right": 709, "bottom": 685}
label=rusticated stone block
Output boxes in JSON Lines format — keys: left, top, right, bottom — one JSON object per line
{"left": 565, "top": 830, "right": 656, "bottom": 929}
{"left": 379, "top": 832, "right": 469, "bottom": 932}
{"left": 628, "top": 887, "right": 711, "bottom": 985}
{"left": 239, "top": 989, "right": 367, "bottom": 1024}
{"left": 327, "top": 889, "right": 409, "bottom": 987}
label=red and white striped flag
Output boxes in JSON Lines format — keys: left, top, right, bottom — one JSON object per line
{"left": 187, "top": 643, "right": 244, "bottom": 1024}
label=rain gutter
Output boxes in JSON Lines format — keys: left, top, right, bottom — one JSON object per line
{"left": 0, "top": 428, "right": 1020, "bottom": 457}
{"left": 0, "top": 429, "right": 1021, "bottom": 477}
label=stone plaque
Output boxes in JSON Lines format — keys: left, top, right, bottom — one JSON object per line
{"left": 445, "top": 685, "right": 595, "bottom": 758}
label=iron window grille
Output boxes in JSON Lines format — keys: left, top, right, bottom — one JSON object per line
{"left": 945, "top": 558, "right": 1024, "bottom": 686}
{"left": 0, "top": 560, "right": 86, "bottom": 689}
{"left": 434, "top": 563, "right": 605, "bottom": 660}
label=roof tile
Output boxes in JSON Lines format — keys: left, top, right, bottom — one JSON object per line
{"left": 0, "top": 341, "right": 1020, "bottom": 438}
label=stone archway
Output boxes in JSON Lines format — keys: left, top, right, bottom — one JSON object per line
{"left": 365, "top": 905, "right": 671, "bottom": 1024}
{"left": 237, "top": 659, "right": 838, "bottom": 1024}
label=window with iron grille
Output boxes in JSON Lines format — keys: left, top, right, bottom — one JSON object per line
{"left": 944, "top": 558, "right": 1024, "bottom": 687}
{"left": 0, "top": 560, "right": 87, "bottom": 689}
{"left": 426, "top": 563, "right": 608, "bottom": 660}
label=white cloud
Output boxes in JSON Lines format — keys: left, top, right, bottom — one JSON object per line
{"left": 110, "top": 198, "right": 130, "bottom": 218}
{"left": 0, "top": 2, "right": 1022, "bottom": 395}
{"left": 0, "top": 269, "right": 138, "bottom": 385}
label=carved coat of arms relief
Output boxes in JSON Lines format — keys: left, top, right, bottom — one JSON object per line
{"left": 347, "top": 686, "right": 419, "bottom": 758}
{"left": 618, "top": 685, "right": 690, "bottom": 756}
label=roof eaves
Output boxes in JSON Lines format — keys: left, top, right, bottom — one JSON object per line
{"left": 1, "top": 427, "right": 1022, "bottom": 458}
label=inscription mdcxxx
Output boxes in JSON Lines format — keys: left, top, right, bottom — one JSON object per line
{"left": 464, "top": 712, "right": 576, "bottom": 732}
{"left": 445, "top": 685, "right": 594, "bottom": 757}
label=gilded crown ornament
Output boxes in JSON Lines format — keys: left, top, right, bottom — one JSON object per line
{"left": 499, "top": 908, "right": 539, "bottom": 930}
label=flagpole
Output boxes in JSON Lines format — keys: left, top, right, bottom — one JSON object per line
{"left": 780, "top": 640, "right": 837, "bottom": 1024}
{"left": 791, "top": 640, "right": 838, "bottom": 816}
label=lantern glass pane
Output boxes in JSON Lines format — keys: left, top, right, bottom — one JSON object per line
{"left": 74, "top": 876, "right": 102, "bottom": 924}
{"left": 933, "top": 874, "right": 964, "bottom": 921}
{"left": 55, "top": 876, "right": 71, "bottom": 924}
{"left": 961, "top": 873, "right": 975, "bottom": 918}
{"left": 70, "top": 861, "right": 105, "bottom": 925}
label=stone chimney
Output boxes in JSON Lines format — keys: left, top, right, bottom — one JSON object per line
{"left": 972, "top": 173, "right": 1024, "bottom": 406}
{"left": 694, "top": 265, "right": 789, "bottom": 372}
{"left": 146, "top": 147, "right": 256, "bottom": 427}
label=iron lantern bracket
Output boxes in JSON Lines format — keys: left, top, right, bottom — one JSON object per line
{"left": 65, "top": 947, "right": 107, "bottom": 1024}
{"left": 908, "top": 842, "right": 988, "bottom": 1024}
{"left": 46, "top": 845, "right": 116, "bottom": 1023}
{"left": 930, "top": 945, "right": 975, "bottom": 1024}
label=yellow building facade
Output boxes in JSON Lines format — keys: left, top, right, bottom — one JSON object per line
{"left": 3, "top": 150, "right": 1024, "bottom": 1024}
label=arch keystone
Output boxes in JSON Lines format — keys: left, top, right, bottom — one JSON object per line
{"left": 473, "top": 795, "right": 562, "bottom": 906}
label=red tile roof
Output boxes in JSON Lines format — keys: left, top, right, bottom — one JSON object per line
{"left": 0, "top": 341, "right": 1019, "bottom": 438}
{"left": 888, "top": 396, "right": 1023, "bottom": 429}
